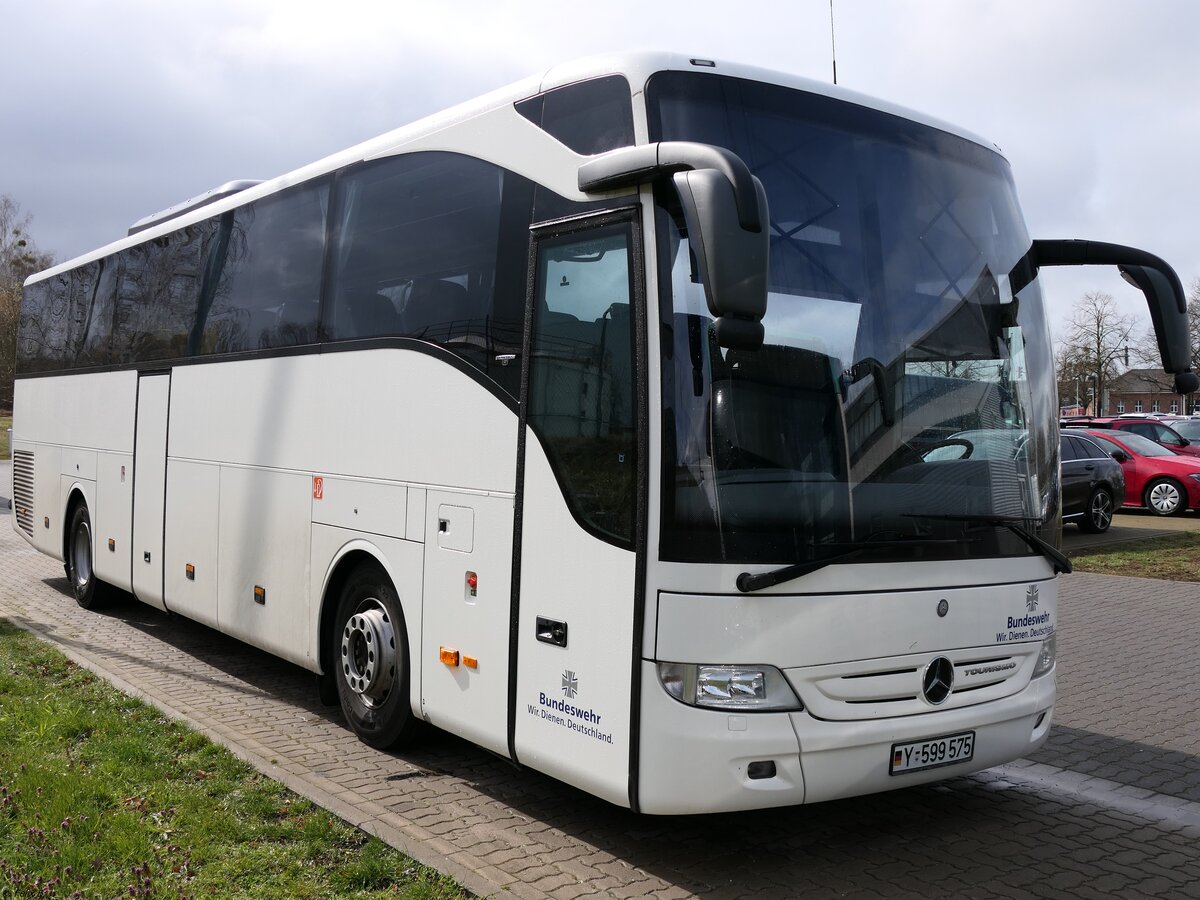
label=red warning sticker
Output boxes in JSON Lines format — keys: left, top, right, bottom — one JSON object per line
{"left": 312, "top": 476, "right": 324, "bottom": 500}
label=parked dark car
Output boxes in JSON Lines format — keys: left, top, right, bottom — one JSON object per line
{"left": 1060, "top": 431, "right": 1126, "bottom": 532}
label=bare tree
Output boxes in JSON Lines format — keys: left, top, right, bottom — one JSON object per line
{"left": 1, "top": 195, "right": 55, "bottom": 410}
{"left": 1055, "top": 347, "right": 1097, "bottom": 413}
{"left": 1057, "top": 292, "right": 1136, "bottom": 415}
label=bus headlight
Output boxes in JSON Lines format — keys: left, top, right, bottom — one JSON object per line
{"left": 1032, "top": 632, "right": 1056, "bottom": 678}
{"left": 657, "top": 662, "right": 803, "bottom": 711}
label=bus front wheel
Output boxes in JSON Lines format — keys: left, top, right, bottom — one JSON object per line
{"left": 332, "top": 562, "right": 422, "bottom": 749}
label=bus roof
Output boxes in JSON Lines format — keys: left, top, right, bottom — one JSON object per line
{"left": 28, "top": 50, "right": 1004, "bottom": 286}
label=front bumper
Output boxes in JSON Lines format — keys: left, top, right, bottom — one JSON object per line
{"left": 636, "top": 659, "right": 1055, "bottom": 815}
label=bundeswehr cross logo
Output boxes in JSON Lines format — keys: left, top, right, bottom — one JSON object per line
{"left": 561, "top": 670, "right": 578, "bottom": 699}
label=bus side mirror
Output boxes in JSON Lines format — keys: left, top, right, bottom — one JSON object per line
{"left": 1029, "top": 239, "right": 1200, "bottom": 395}
{"left": 1117, "top": 263, "right": 1199, "bottom": 393}
{"left": 578, "top": 141, "right": 771, "bottom": 349}
{"left": 673, "top": 169, "right": 769, "bottom": 349}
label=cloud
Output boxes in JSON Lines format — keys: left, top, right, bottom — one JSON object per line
{"left": 3, "top": 0, "right": 1196, "bottom": 351}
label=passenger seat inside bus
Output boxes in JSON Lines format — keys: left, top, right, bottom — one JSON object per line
{"left": 338, "top": 291, "right": 401, "bottom": 339}
{"left": 403, "top": 279, "right": 477, "bottom": 343}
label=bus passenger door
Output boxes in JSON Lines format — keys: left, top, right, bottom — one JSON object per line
{"left": 131, "top": 373, "right": 169, "bottom": 611}
{"left": 512, "top": 212, "right": 643, "bottom": 808}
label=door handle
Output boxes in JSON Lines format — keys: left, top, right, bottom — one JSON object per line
{"left": 536, "top": 616, "right": 568, "bottom": 647}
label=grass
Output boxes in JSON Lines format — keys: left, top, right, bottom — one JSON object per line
{"left": 1, "top": 415, "right": 10, "bottom": 459}
{"left": 0, "top": 619, "right": 472, "bottom": 899}
{"left": 1070, "top": 530, "right": 1200, "bottom": 581}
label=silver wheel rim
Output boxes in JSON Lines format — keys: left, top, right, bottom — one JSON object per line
{"left": 341, "top": 599, "right": 397, "bottom": 707}
{"left": 1090, "top": 492, "right": 1112, "bottom": 530}
{"left": 1149, "top": 481, "right": 1181, "bottom": 514}
{"left": 73, "top": 520, "right": 93, "bottom": 587}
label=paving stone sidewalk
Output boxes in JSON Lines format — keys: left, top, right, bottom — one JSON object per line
{"left": 4, "top": 522, "right": 1200, "bottom": 898}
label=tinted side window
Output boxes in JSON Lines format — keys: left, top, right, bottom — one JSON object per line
{"left": 16, "top": 279, "right": 57, "bottom": 373}
{"left": 517, "top": 76, "right": 638, "bottom": 223}
{"left": 516, "top": 75, "right": 635, "bottom": 155}
{"left": 17, "top": 262, "right": 101, "bottom": 372}
{"left": 197, "top": 180, "right": 329, "bottom": 354}
{"left": 108, "top": 223, "right": 213, "bottom": 364}
{"left": 1072, "top": 436, "right": 1104, "bottom": 460}
{"left": 1059, "top": 436, "right": 1079, "bottom": 462}
{"left": 328, "top": 152, "right": 533, "bottom": 395}
{"left": 77, "top": 258, "right": 118, "bottom": 367}
{"left": 527, "top": 222, "right": 637, "bottom": 545}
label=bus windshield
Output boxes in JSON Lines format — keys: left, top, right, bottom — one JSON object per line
{"left": 649, "top": 72, "right": 1059, "bottom": 565}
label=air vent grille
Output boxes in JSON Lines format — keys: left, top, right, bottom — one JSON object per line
{"left": 12, "top": 449, "right": 34, "bottom": 536}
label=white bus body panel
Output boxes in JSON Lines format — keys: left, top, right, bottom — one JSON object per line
{"left": 12, "top": 371, "right": 137, "bottom": 452}
{"left": 164, "top": 460, "right": 220, "bottom": 628}
{"left": 167, "top": 351, "right": 515, "bottom": 492}
{"left": 157, "top": 349, "right": 516, "bottom": 682}
{"left": 420, "top": 491, "right": 514, "bottom": 757}
{"left": 638, "top": 577, "right": 1057, "bottom": 814}
{"left": 12, "top": 371, "right": 138, "bottom": 560}
{"left": 513, "top": 438, "right": 636, "bottom": 808}
{"left": 311, "top": 476, "right": 409, "bottom": 540}
{"left": 216, "top": 466, "right": 312, "bottom": 666}
{"left": 94, "top": 451, "right": 133, "bottom": 591}
{"left": 132, "top": 374, "right": 169, "bottom": 610}
{"left": 637, "top": 658, "right": 1054, "bottom": 814}
{"left": 31, "top": 443, "right": 61, "bottom": 557}
{"left": 655, "top": 578, "right": 1058, "bottom": 667}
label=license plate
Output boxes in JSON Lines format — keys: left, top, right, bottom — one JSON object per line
{"left": 890, "top": 731, "right": 975, "bottom": 775}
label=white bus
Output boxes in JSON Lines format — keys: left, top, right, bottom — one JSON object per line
{"left": 11, "top": 53, "right": 1195, "bottom": 814}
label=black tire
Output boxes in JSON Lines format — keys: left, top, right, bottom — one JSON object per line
{"left": 1079, "top": 487, "right": 1114, "bottom": 533}
{"left": 332, "top": 561, "right": 422, "bottom": 749}
{"left": 64, "top": 503, "right": 115, "bottom": 610}
{"left": 1144, "top": 477, "right": 1186, "bottom": 517}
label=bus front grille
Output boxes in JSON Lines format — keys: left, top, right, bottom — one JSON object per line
{"left": 786, "top": 647, "right": 1037, "bottom": 721}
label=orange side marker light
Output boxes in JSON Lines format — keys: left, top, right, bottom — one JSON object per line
{"left": 439, "top": 647, "right": 460, "bottom": 666}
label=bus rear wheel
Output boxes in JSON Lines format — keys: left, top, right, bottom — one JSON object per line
{"left": 64, "top": 503, "right": 115, "bottom": 610}
{"left": 332, "top": 562, "right": 422, "bottom": 749}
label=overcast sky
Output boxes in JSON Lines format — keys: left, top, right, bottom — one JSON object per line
{"left": 4, "top": 0, "right": 1198, "bottom": 345}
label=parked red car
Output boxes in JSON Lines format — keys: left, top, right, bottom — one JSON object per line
{"left": 1077, "top": 429, "right": 1200, "bottom": 515}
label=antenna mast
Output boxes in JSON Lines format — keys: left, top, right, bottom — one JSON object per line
{"left": 829, "top": 0, "right": 838, "bottom": 84}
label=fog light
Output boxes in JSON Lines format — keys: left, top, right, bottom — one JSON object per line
{"left": 658, "top": 662, "right": 802, "bottom": 711}
{"left": 1032, "top": 632, "right": 1056, "bottom": 678}
{"left": 747, "top": 760, "right": 776, "bottom": 780}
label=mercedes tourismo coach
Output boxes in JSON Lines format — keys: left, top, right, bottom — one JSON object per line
{"left": 11, "top": 53, "right": 1196, "bottom": 814}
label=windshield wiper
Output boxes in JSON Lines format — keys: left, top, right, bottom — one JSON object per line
{"left": 905, "top": 513, "right": 1072, "bottom": 575}
{"left": 735, "top": 537, "right": 963, "bottom": 593}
